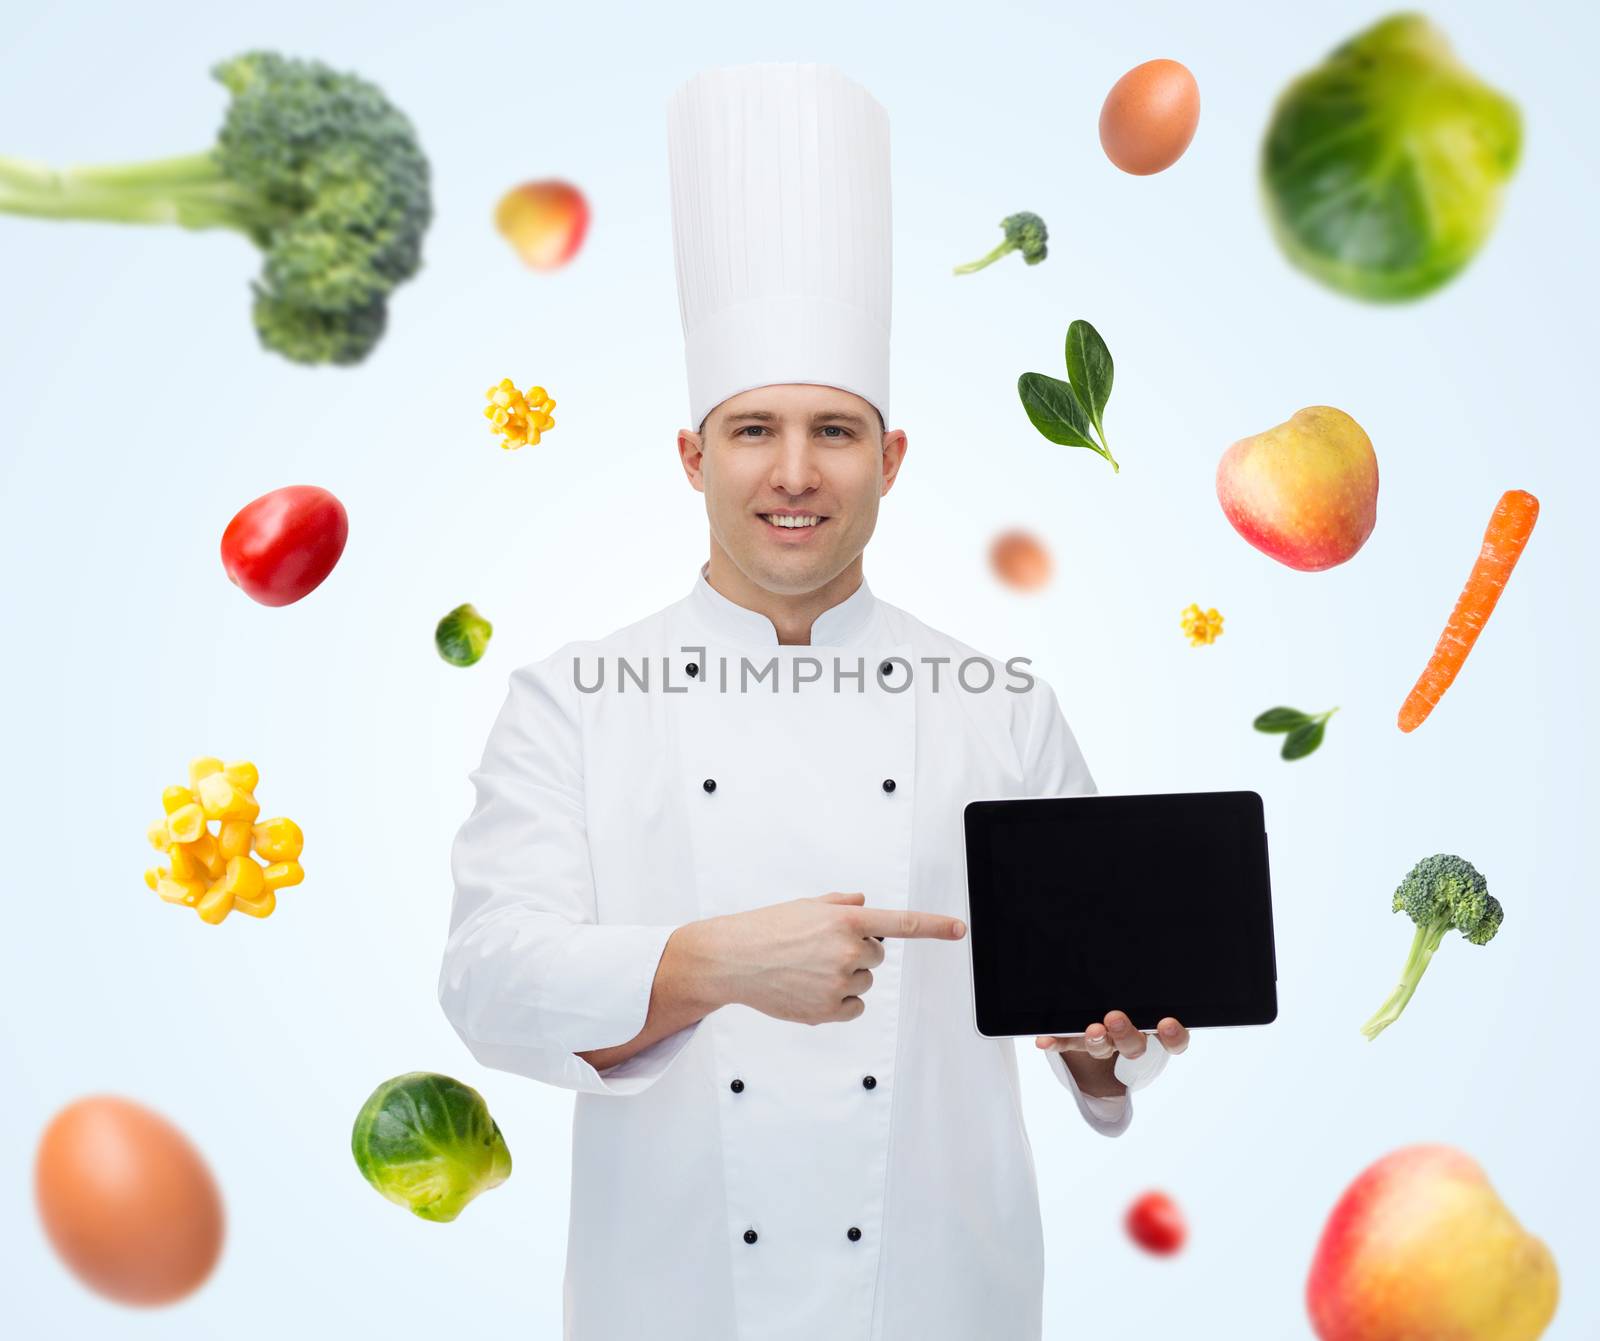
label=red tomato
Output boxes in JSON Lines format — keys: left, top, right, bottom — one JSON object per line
{"left": 1125, "top": 1191, "right": 1187, "bottom": 1255}
{"left": 220, "top": 486, "right": 348, "bottom": 607}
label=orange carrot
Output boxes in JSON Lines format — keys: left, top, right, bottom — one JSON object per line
{"left": 1398, "top": 490, "right": 1539, "bottom": 733}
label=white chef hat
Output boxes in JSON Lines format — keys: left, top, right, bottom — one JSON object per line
{"left": 666, "top": 63, "right": 892, "bottom": 431}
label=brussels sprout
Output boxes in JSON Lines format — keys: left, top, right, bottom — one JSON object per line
{"left": 1262, "top": 14, "right": 1521, "bottom": 301}
{"left": 435, "top": 602, "right": 493, "bottom": 667}
{"left": 351, "top": 1072, "right": 511, "bottom": 1222}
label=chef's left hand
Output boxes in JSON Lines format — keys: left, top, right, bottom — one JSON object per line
{"left": 1034, "top": 1011, "right": 1188, "bottom": 1100}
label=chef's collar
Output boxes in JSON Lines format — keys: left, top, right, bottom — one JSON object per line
{"left": 690, "top": 561, "right": 879, "bottom": 649}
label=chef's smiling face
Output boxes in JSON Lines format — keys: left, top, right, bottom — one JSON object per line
{"left": 679, "top": 383, "right": 907, "bottom": 602}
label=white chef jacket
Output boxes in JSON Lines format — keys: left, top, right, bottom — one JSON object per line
{"left": 439, "top": 562, "right": 1170, "bottom": 1340}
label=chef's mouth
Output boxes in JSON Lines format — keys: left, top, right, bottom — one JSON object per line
{"left": 758, "top": 513, "right": 830, "bottom": 532}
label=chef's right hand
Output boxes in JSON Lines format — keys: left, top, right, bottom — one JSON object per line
{"left": 705, "top": 891, "right": 966, "bottom": 1026}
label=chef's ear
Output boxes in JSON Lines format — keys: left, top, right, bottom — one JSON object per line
{"left": 880, "top": 429, "right": 908, "bottom": 491}
{"left": 678, "top": 427, "right": 706, "bottom": 489}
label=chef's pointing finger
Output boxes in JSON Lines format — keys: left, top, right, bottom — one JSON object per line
{"left": 856, "top": 908, "right": 967, "bottom": 940}
{"left": 816, "top": 891, "right": 874, "bottom": 932}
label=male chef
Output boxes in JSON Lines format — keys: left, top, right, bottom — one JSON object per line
{"left": 439, "top": 63, "right": 1188, "bottom": 1341}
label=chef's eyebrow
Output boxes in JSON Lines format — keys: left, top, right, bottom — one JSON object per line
{"left": 722, "top": 410, "right": 870, "bottom": 429}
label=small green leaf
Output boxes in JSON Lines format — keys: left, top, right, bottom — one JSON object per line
{"left": 1018, "top": 372, "right": 1106, "bottom": 458}
{"left": 1254, "top": 707, "right": 1312, "bottom": 733}
{"left": 1064, "top": 320, "right": 1114, "bottom": 444}
{"left": 1281, "top": 721, "right": 1326, "bottom": 760}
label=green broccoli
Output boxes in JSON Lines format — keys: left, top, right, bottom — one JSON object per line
{"left": 0, "top": 51, "right": 431, "bottom": 366}
{"left": 953, "top": 211, "right": 1048, "bottom": 275}
{"left": 1361, "top": 854, "right": 1503, "bottom": 1041}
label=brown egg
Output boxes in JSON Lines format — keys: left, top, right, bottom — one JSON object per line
{"left": 1099, "top": 59, "right": 1200, "bottom": 175}
{"left": 35, "top": 1096, "right": 224, "bottom": 1306}
{"left": 990, "top": 530, "right": 1052, "bottom": 591}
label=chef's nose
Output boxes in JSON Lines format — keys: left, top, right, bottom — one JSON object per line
{"left": 767, "top": 437, "right": 824, "bottom": 493}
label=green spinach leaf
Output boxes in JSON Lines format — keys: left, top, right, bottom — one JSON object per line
{"left": 1254, "top": 707, "right": 1312, "bottom": 733}
{"left": 1017, "top": 373, "right": 1102, "bottom": 455}
{"left": 1065, "top": 320, "right": 1114, "bottom": 445}
{"left": 1281, "top": 722, "right": 1326, "bottom": 760}
{"left": 1018, "top": 320, "right": 1120, "bottom": 472}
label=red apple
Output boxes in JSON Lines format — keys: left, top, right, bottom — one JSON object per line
{"left": 1216, "top": 406, "right": 1378, "bottom": 571}
{"left": 495, "top": 180, "right": 589, "bottom": 271}
{"left": 1307, "top": 1145, "right": 1558, "bottom": 1341}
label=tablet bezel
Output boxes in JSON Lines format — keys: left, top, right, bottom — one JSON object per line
{"left": 962, "top": 790, "right": 1278, "bottom": 1038}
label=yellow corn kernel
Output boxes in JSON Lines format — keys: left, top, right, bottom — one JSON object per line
{"left": 219, "top": 854, "right": 266, "bottom": 902}
{"left": 1179, "top": 603, "right": 1224, "bottom": 647}
{"left": 219, "top": 818, "right": 254, "bottom": 861}
{"left": 189, "top": 756, "right": 224, "bottom": 789}
{"left": 169, "top": 844, "right": 202, "bottom": 883}
{"left": 167, "top": 803, "right": 206, "bottom": 844}
{"left": 196, "top": 882, "right": 234, "bottom": 924}
{"left": 223, "top": 760, "right": 259, "bottom": 793}
{"left": 232, "top": 887, "right": 276, "bottom": 919}
{"left": 149, "top": 758, "right": 299, "bottom": 924}
{"left": 197, "top": 772, "right": 260, "bottom": 823}
{"left": 252, "top": 817, "right": 304, "bottom": 863}
{"left": 162, "top": 785, "right": 196, "bottom": 814}
{"left": 196, "top": 772, "right": 236, "bottom": 819}
{"left": 187, "top": 829, "right": 224, "bottom": 878}
{"left": 485, "top": 379, "right": 557, "bottom": 449}
{"left": 157, "top": 876, "right": 203, "bottom": 907}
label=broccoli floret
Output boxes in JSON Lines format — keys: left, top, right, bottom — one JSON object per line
{"left": 1361, "top": 854, "right": 1502, "bottom": 1040}
{"left": 1464, "top": 896, "right": 1505, "bottom": 946}
{"left": 0, "top": 51, "right": 431, "bottom": 366}
{"left": 953, "top": 211, "right": 1048, "bottom": 275}
{"left": 252, "top": 288, "right": 389, "bottom": 366}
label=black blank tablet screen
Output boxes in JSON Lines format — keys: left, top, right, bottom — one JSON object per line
{"left": 964, "top": 792, "right": 1277, "bottom": 1035}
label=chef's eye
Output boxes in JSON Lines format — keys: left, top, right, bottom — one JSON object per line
{"left": 735, "top": 424, "right": 850, "bottom": 439}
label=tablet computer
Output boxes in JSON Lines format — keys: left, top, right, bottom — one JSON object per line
{"left": 962, "top": 791, "right": 1278, "bottom": 1037}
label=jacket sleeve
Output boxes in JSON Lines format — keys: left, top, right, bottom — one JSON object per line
{"left": 1018, "top": 674, "right": 1170, "bottom": 1135}
{"left": 1043, "top": 1038, "right": 1169, "bottom": 1137}
{"left": 438, "top": 652, "right": 702, "bottom": 1097}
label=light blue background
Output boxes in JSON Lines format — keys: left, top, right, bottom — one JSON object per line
{"left": 3, "top": 1, "right": 1595, "bottom": 1336}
